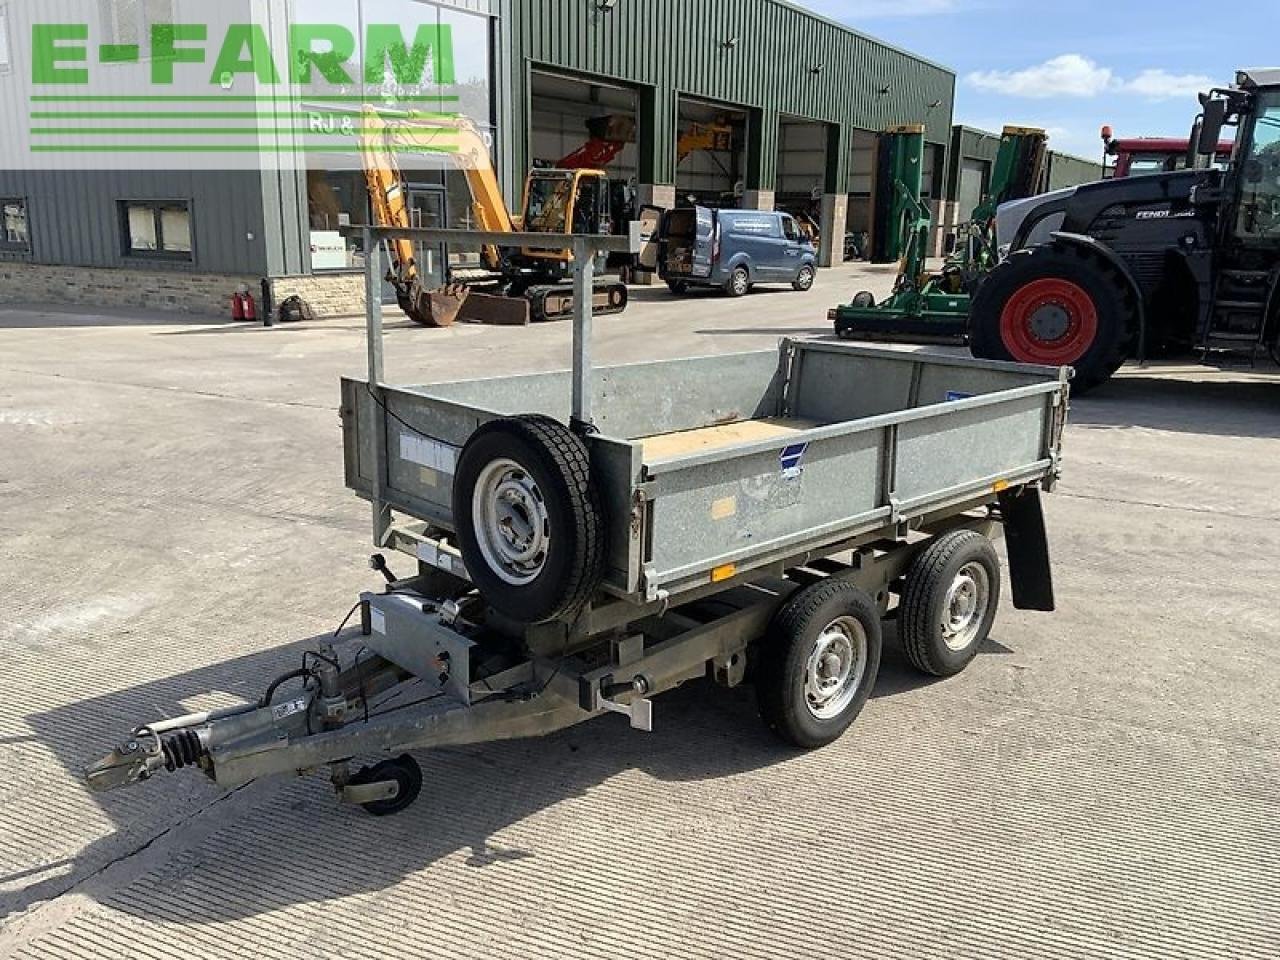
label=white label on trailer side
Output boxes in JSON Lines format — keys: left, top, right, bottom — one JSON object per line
{"left": 370, "top": 607, "right": 386, "bottom": 635}
{"left": 399, "top": 432, "right": 459, "bottom": 474}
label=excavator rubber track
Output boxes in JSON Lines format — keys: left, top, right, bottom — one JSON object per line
{"left": 526, "top": 281, "right": 629, "bottom": 323}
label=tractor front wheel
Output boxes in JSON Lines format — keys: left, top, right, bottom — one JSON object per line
{"left": 970, "top": 243, "right": 1135, "bottom": 394}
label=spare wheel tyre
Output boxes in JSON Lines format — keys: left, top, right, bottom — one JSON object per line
{"left": 454, "top": 415, "right": 606, "bottom": 623}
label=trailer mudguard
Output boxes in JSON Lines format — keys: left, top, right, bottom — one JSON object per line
{"left": 1049, "top": 231, "right": 1150, "bottom": 361}
{"left": 998, "top": 485, "right": 1055, "bottom": 612}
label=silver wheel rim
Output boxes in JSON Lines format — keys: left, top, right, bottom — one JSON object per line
{"left": 798, "top": 268, "right": 813, "bottom": 289}
{"left": 472, "top": 458, "right": 550, "bottom": 586}
{"left": 941, "top": 562, "right": 991, "bottom": 652}
{"left": 804, "top": 615, "right": 868, "bottom": 720}
{"left": 733, "top": 271, "right": 748, "bottom": 295}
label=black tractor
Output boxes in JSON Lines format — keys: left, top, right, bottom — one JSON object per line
{"left": 970, "top": 68, "right": 1280, "bottom": 392}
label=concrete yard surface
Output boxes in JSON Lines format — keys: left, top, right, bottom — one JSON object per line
{"left": 0, "top": 272, "right": 1277, "bottom": 959}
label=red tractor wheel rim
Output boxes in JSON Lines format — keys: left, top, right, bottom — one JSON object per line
{"left": 999, "top": 278, "right": 1098, "bottom": 365}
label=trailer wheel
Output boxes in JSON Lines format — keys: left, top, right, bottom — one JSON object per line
{"left": 757, "top": 580, "right": 882, "bottom": 749}
{"left": 899, "top": 530, "right": 1001, "bottom": 677}
{"left": 350, "top": 754, "right": 423, "bottom": 817}
{"left": 726, "top": 266, "right": 751, "bottom": 298}
{"left": 970, "top": 243, "right": 1135, "bottom": 393}
{"left": 852, "top": 291, "right": 876, "bottom": 309}
{"left": 454, "top": 415, "right": 606, "bottom": 624}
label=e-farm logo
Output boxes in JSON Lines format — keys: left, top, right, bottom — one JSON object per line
{"left": 23, "top": 18, "right": 463, "bottom": 159}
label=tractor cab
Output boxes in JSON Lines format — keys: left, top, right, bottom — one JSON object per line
{"left": 1198, "top": 71, "right": 1280, "bottom": 250}
{"left": 1189, "top": 70, "right": 1280, "bottom": 354}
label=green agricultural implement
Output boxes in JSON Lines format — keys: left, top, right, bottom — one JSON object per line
{"left": 832, "top": 125, "right": 1048, "bottom": 343}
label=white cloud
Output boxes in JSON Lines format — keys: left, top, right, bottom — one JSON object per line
{"left": 968, "top": 56, "right": 1215, "bottom": 105}
{"left": 1128, "top": 69, "right": 1215, "bottom": 101}
{"left": 968, "top": 55, "right": 1114, "bottom": 99}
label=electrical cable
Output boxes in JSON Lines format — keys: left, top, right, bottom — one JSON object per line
{"left": 331, "top": 602, "right": 361, "bottom": 638}
{"left": 353, "top": 645, "right": 374, "bottom": 724}
{"left": 259, "top": 668, "right": 313, "bottom": 709}
{"left": 365, "top": 691, "right": 446, "bottom": 720}
{"left": 365, "top": 383, "right": 458, "bottom": 449}
{"left": 304, "top": 650, "right": 341, "bottom": 673}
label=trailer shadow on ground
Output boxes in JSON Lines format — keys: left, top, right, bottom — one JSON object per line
{"left": 9, "top": 621, "right": 992, "bottom": 924}
{"left": 1069, "top": 366, "right": 1280, "bottom": 439}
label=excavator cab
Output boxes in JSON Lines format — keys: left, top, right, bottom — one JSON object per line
{"left": 516, "top": 169, "right": 612, "bottom": 267}
{"left": 358, "top": 106, "right": 627, "bottom": 328}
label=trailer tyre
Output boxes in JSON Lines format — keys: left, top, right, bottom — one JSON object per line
{"left": 454, "top": 415, "right": 606, "bottom": 624}
{"left": 757, "top": 580, "right": 882, "bottom": 749}
{"left": 899, "top": 530, "right": 1001, "bottom": 677}
{"left": 970, "top": 243, "right": 1135, "bottom": 393}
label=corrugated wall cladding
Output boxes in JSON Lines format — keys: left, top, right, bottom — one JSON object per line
{"left": 948, "top": 126, "right": 1002, "bottom": 197}
{"left": 0, "top": 171, "right": 272, "bottom": 275}
{"left": 1046, "top": 152, "right": 1105, "bottom": 191}
{"left": 499, "top": 0, "right": 955, "bottom": 189}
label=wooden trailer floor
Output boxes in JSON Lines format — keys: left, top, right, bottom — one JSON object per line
{"left": 638, "top": 418, "right": 821, "bottom": 460}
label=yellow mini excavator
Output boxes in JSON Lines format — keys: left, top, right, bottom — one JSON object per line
{"left": 358, "top": 106, "right": 629, "bottom": 327}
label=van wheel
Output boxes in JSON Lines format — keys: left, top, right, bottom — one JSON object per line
{"left": 792, "top": 265, "right": 816, "bottom": 292}
{"left": 667, "top": 279, "right": 689, "bottom": 295}
{"left": 726, "top": 267, "right": 751, "bottom": 298}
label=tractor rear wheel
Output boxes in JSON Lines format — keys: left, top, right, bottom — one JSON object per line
{"left": 971, "top": 243, "right": 1135, "bottom": 393}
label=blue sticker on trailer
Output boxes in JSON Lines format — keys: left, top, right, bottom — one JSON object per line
{"left": 780, "top": 443, "right": 808, "bottom": 480}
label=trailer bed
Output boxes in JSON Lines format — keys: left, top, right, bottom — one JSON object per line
{"left": 342, "top": 340, "right": 1069, "bottom": 607}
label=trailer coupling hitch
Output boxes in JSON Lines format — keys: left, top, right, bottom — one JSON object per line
{"left": 85, "top": 725, "right": 210, "bottom": 793}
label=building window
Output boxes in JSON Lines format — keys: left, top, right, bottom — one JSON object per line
{"left": 99, "top": 0, "right": 174, "bottom": 49}
{"left": 307, "top": 168, "right": 369, "bottom": 271}
{"left": 0, "top": 4, "right": 11, "bottom": 75}
{"left": 1, "top": 198, "right": 28, "bottom": 250}
{"left": 120, "top": 200, "right": 193, "bottom": 260}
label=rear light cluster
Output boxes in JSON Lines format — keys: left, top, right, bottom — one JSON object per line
{"left": 712, "top": 225, "right": 722, "bottom": 264}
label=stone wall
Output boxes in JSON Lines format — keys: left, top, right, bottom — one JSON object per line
{"left": 0, "top": 263, "right": 259, "bottom": 317}
{"left": 0, "top": 263, "right": 370, "bottom": 319}
{"left": 270, "top": 274, "right": 367, "bottom": 318}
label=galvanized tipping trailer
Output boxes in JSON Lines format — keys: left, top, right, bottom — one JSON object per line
{"left": 87, "top": 225, "right": 1069, "bottom": 815}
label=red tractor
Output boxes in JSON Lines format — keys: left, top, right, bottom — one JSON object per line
{"left": 1102, "top": 128, "right": 1233, "bottom": 178}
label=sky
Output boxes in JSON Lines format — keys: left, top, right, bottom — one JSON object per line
{"left": 793, "top": 0, "right": 1280, "bottom": 160}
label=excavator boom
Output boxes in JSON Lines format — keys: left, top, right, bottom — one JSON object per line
{"left": 359, "top": 106, "right": 630, "bottom": 328}
{"left": 357, "top": 107, "right": 516, "bottom": 326}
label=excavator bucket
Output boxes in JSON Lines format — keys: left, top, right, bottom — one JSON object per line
{"left": 406, "top": 282, "right": 468, "bottom": 328}
{"left": 458, "top": 291, "right": 531, "bottom": 326}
